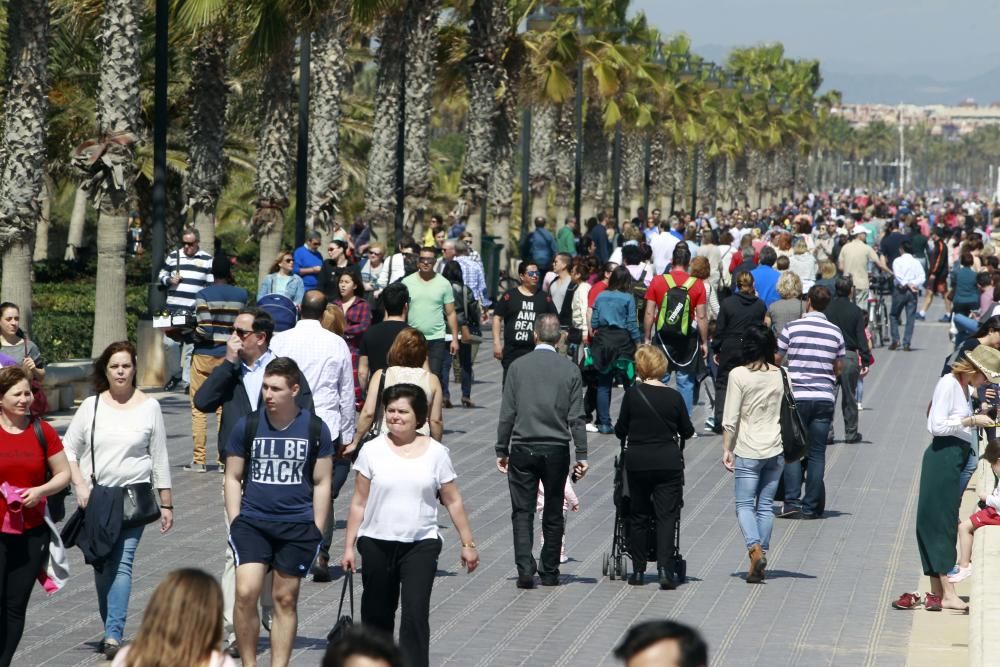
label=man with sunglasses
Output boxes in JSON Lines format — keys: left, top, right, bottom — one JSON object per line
{"left": 293, "top": 230, "right": 325, "bottom": 292}
{"left": 158, "top": 227, "right": 214, "bottom": 392}
{"left": 402, "top": 248, "right": 460, "bottom": 387}
{"left": 492, "top": 261, "right": 557, "bottom": 385}
{"left": 194, "top": 307, "right": 315, "bottom": 656}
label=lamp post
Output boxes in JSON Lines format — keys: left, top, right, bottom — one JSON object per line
{"left": 294, "top": 33, "right": 310, "bottom": 248}
{"left": 147, "top": 0, "right": 168, "bottom": 317}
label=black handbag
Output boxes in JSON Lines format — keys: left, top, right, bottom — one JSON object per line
{"left": 326, "top": 570, "right": 354, "bottom": 645}
{"left": 90, "top": 397, "right": 161, "bottom": 529}
{"left": 779, "top": 368, "right": 808, "bottom": 463}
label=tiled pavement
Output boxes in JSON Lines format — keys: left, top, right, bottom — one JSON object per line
{"left": 18, "top": 314, "right": 954, "bottom": 666}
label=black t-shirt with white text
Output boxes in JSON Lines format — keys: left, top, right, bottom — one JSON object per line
{"left": 493, "top": 288, "right": 557, "bottom": 359}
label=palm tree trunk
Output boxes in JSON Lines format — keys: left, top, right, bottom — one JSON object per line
{"left": 401, "top": 0, "right": 441, "bottom": 231}
{"left": 458, "top": 0, "right": 511, "bottom": 233}
{"left": 91, "top": 0, "right": 143, "bottom": 356}
{"left": 65, "top": 183, "right": 88, "bottom": 260}
{"left": 251, "top": 50, "right": 294, "bottom": 284}
{"left": 363, "top": 10, "right": 406, "bottom": 247}
{"left": 487, "top": 44, "right": 520, "bottom": 276}
{"left": 33, "top": 174, "right": 53, "bottom": 262}
{"left": 529, "top": 104, "right": 556, "bottom": 221}
{"left": 0, "top": 0, "right": 50, "bottom": 333}
{"left": 308, "top": 3, "right": 350, "bottom": 233}
{"left": 552, "top": 102, "right": 576, "bottom": 221}
{"left": 185, "top": 25, "right": 229, "bottom": 255}
{"left": 581, "top": 99, "right": 607, "bottom": 220}
{"left": 621, "top": 131, "right": 643, "bottom": 218}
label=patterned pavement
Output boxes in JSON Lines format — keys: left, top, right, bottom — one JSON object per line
{"left": 18, "top": 313, "right": 953, "bottom": 666}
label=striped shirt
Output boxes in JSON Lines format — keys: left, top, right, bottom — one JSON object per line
{"left": 158, "top": 248, "right": 214, "bottom": 312}
{"left": 193, "top": 284, "right": 249, "bottom": 356}
{"left": 777, "top": 311, "right": 845, "bottom": 403}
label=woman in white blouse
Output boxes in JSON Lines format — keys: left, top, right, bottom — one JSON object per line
{"left": 341, "top": 383, "right": 477, "bottom": 667}
{"left": 63, "top": 342, "right": 173, "bottom": 660}
{"left": 893, "top": 345, "right": 1000, "bottom": 614}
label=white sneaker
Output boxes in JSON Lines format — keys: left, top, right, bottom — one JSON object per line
{"left": 560, "top": 552, "right": 569, "bottom": 564}
{"left": 947, "top": 565, "right": 972, "bottom": 584}
{"left": 857, "top": 402, "right": 863, "bottom": 411}
{"left": 585, "top": 423, "right": 599, "bottom": 433}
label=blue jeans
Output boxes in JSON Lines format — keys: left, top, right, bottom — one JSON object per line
{"left": 782, "top": 399, "right": 834, "bottom": 516}
{"left": 94, "top": 524, "right": 144, "bottom": 642}
{"left": 735, "top": 455, "right": 784, "bottom": 551}
{"left": 439, "top": 343, "right": 474, "bottom": 400}
{"left": 661, "top": 365, "right": 696, "bottom": 416}
{"left": 890, "top": 288, "right": 918, "bottom": 346}
{"left": 953, "top": 313, "right": 979, "bottom": 349}
{"left": 959, "top": 445, "right": 978, "bottom": 497}
{"left": 596, "top": 372, "right": 614, "bottom": 428}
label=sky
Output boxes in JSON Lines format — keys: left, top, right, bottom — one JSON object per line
{"left": 631, "top": 0, "right": 1000, "bottom": 103}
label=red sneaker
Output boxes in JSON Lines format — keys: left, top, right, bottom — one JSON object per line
{"left": 892, "top": 592, "right": 922, "bottom": 610}
{"left": 924, "top": 593, "right": 942, "bottom": 611}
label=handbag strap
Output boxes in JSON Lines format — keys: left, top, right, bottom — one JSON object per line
{"left": 337, "top": 570, "right": 354, "bottom": 617}
{"left": 370, "top": 371, "right": 388, "bottom": 433}
{"left": 778, "top": 367, "right": 798, "bottom": 407}
{"left": 633, "top": 383, "right": 681, "bottom": 445}
{"left": 89, "top": 396, "right": 99, "bottom": 485}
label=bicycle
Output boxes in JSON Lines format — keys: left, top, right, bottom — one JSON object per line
{"left": 867, "top": 271, "right": 892, "bottom": 348}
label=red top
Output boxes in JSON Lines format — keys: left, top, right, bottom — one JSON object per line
{"left": 587, "top": 281, "right": 608, "bottom": 308}
{"left": 0, "top": 421, "right": 63, "bottom": 531}
{"left": 644, "top": 270, "right": 707, "bottom": 312}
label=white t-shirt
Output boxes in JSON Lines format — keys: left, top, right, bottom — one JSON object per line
{"left": 354, "top": 435, "right": 457, "bottom": 542}
{"left": 650, "top": 232, "right": 679, "bottom": 274}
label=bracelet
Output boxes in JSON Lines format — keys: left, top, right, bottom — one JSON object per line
{"left": 160, "top": 504, "right": 174, "bottom": 510}
{"left": 462, "top": 542, "right": 477, "bottom": 549}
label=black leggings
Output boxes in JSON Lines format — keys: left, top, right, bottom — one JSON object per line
{"left": 626, "top": 469, "right": 683, "bottom": 573}
{"left": 0, "top": 525, "right": 48, "bottom": 667}
{"left": 358, "top": 536, "right": 441, "bottom": 667}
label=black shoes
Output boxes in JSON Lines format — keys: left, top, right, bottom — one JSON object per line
{"left": 658, "top": 565, "right": 678, "bottom": 590}
{"left": 540, "top": 575, "right": 560, "bottom": 587}
{"left": 100, "top": 639, "right": 121, "bottom": 660}
{"left": 628, "top": 571, "right": 644, "bottom": 586}
{"left": 312, "top": 554, "right": 332, "bottom": 582}
{"left": 903, "top": 345, "right": 912, "bottom": 352}
{"left": 516, "top": 574, "right": 535, "bottom": 589}
{"left": 888, "top": 342, "right": 899, "bottom": 351}
{"left": 163, "top": 377, "right": 180, "bottom": 391}
{"left": 844, "top": 433, "right": 863, "bottom": 444}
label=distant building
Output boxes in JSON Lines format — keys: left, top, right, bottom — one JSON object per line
{"left": 836, "top": 102, "right": 1000, "bottom": 137}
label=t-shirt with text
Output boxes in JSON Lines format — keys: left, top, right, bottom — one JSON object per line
{"left": 225, "top": 410, "right": 333, "bottom": 523}
{"left": 493, "top": 288, "right": 557, "bottom": 357}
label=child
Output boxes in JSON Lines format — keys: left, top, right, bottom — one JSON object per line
{"left": 537, "top": 479, "right": 581, "bottom": 563}
{"left": 948, "top": 439, "right": 1000, "bottom": 584}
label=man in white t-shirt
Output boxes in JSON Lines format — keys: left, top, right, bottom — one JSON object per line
{"left": 650, "top": 222, "right": 679, "bottom": 274}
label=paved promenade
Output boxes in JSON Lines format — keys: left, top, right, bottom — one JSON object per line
{"left": 18, "top": 314, "right": 957, "bottom": 666}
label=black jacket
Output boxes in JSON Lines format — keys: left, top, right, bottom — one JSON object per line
{"left": 713, "top": 292, "right": 767, "bottom": 360}
{"left": 79, "top": 485, "right": 124, "bottom": 570}
{"left": 194, "top": 357, "right": 314, "bottom": 460}
{"left": 825, "top": 296, "right": 871, "bottom": 360}
{"left": 590, "top": 327, "right": 636, "bottom": 375}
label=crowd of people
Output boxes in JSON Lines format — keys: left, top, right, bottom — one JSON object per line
{"left": 4, "top": 190, "right": 1000, "bottom": 666}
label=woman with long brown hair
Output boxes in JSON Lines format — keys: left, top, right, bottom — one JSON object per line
{"left": 0, "top": 366, "right": 70, "bottom": 666}
{"left": 257, "top": 250, "right": 305, "bottom": 306}
{"left": 113, "top": 568, "right": 235, "bottom": 666}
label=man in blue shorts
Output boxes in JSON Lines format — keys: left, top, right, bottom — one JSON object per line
{"left": 224, "top": 357, "right": 334, "bottom": 667}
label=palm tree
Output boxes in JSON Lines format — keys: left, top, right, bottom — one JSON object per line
{"left": 87, "top": 0, "right": 144, "bottom": 357}
{"left": 0, "top": 0, "right": 50, "bottom": 334}
{"left": 184, "top": 24, "right": 229, "bottom": 253}
{"left": 401, "top": 0, "right": 441, "bottom": 229}
{"left": 307, "top": 0, "right": 351, "bottom": 234}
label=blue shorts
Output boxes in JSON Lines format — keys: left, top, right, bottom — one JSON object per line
{"left": 228, "top": 515, "right": 322, "bottom": 577}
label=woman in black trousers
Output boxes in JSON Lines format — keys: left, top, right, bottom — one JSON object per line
{"left": 615, "top": 345, "right": 694, "bottom": 589}
{"left": 710, "top": 272, "right": 768, "bottom": 434}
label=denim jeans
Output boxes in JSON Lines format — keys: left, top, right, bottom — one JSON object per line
{"left": 94, "top": 524, "right": 144, "bottom": 642}
{"left": 735, "top": 454, "right": 784, "bottom": 551}
{"left": 440, "top": 343, "right": 473, "bottom": 401}
{"left": 890, "top": 288, "right": 918, "bottom": 346}
{"left": 426, "top": 339, "right": 448, "bottom": 390}
{"left": 163, "top": 337, "right": 192, "bottom": 384}
{"left": 661, "top": 365, "right": 696, "bottom": 416}
{"left": 782, "top": 399, "right": 834, "bottom": 516}
{"left": 953, "top": 313, "right": 979, "bottom": 350}
{"left": 596, "top": 372, "right": 614, "bottom": 428}
{"left": 959, "top": 445, "right": 978, "bottom": 497}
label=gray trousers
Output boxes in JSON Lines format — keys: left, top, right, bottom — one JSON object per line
{"left": 837, "top": 353, "right": 860, "bottom": 440}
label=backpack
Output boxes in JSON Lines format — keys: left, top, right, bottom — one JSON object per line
{"left": 256, "top": 294, "right": 297, "bottom": 333}
{"left": 240, "top": 410, "right": 324, "bottom": 493}
{"left": 631, "top": 268, "right": 649, "bottom": 320}
{"left": 656, "top": 274, "right": 697, "bottom": 338}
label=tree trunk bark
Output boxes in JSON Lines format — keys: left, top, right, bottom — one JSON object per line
{"left": 257, "top": 225, "right": 284, "bottom": 284}
{"left": 1, "top": 241, "right": 33, "bottom": 334}
{"left": 401, "top": 0, "right": 440, "bottom": 232}
{"left": 33, "top": 175, "right": 52, "bottom": 261}
{"left": 91, "top": 211, "right": 128, "bottom": 356}
{"left": 193, "top": 209, "right": 215, "bottom": 256}
{"left": 65, "top": 183, "right": 88, "bottom": 260}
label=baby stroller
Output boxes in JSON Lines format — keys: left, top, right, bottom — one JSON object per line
{"left": 602, "top": 440, "right": 687, "bottom": 583}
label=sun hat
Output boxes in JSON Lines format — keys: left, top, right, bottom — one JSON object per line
{"left": 958, "top": 345, "right": 1000, "bottom": 382}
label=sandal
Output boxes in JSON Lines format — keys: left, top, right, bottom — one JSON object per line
{"left": 891, "top": 591, "right": 922, "bottom": 610}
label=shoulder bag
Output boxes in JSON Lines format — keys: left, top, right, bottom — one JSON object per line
{"left": 778, "top": 368, "right": 808, "bottom": 463}
{"left": 90, "top": 397, "right": 161, "bottom": 529}
{"left": 33, "top": 419, "right": 69, "bottom": 522}
{"left": 325, "top": 570, "right": 354, "bottom": 645}
{"left": 24, "top": 338, "right": 49, "bottom": 417}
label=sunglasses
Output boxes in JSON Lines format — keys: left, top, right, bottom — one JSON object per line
{"left": 182, "top": 241, "right": 197, "bottom": 247}
{"left": 525, "top": 271, "right": 539, "bottom": 277}
{"left": 281, "top": 257, "right": 293, "bottom": 263}
{"left": 233, "top": 327, "right": 257, "bottom": 340}
{"left": 418, "top": 257, "right": 435, "bottom": 265}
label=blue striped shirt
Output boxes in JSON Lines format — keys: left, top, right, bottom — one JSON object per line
{"left": 777, "top": 311, "right": 845, "bottom": 403}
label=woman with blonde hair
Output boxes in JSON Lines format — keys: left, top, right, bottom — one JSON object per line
{"left": 614, "top": 345, "right": 693, "bottom": 588}
{"left": 321, "top": 303, "right": 346, "bottom": 336}
{"left": 893, "top": 346, "right": 1000, "bottom": 612}
{"left": 257, "top": 250, "right": 305, "bottom": 306}
{"left": 788, "top": 238, "right": 817, "bottom": 292}
{"left": 710, "top": 272, "right": 768, "bottom": 434}
{"left": 113, "top": 568, "right": 235, "bottom": 666}
{"left": 345, "top": 328, "right": 444, "bottom": 455}
{"left": 768, "top": 271, "right": 804, "bottom": 336}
